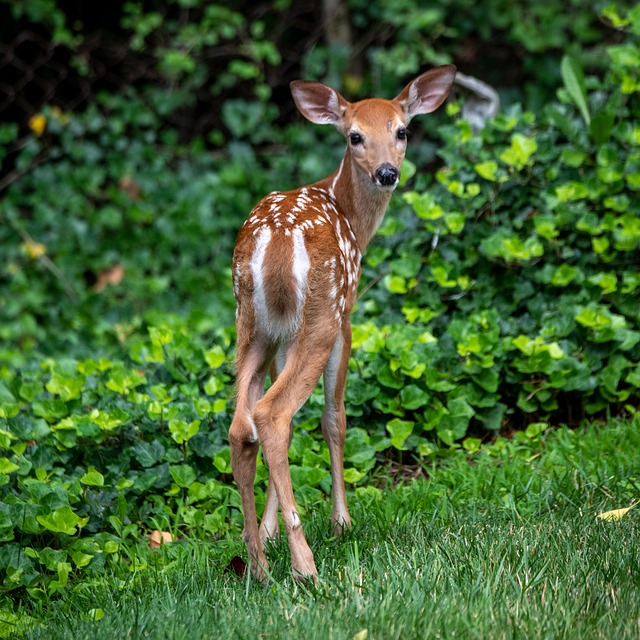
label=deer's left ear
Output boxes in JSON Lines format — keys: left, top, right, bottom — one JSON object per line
{"left": 395, "top": 65, "right": 457, "bottom": 122}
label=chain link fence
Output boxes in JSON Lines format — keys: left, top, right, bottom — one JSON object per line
{"left": 0, "top": 0, "right": 325, "bottom": 140}
{"left": 0, "top": 30, "right": 158, "bottom": 125}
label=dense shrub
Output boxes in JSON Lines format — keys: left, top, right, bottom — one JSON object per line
{"left": 0, "top": 0, "right": 626, "bottom": 129}
{"left": 348, "top": 28, "right": 640, "bottom": 447}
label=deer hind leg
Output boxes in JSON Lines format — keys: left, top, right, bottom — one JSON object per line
{"left": 229, "top": 333, "right": 274, "bottom": 581}
{"left": 322, "top": 319, "right": 352, "bottom": 534}
{"left": 259, "top": 344, "right": 292, "bottom": 547}
{"left": 253, "top": 330, "right": 338, "bottom": 579}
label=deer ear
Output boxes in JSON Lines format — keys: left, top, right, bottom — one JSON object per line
{"left": 290, "top": 81, "right": 348, "bottom": 127}
{"left": 395, "top": 65, "right": 457, "bottom": 121}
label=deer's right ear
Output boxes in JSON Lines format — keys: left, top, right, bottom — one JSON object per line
{"left": 395, "top": 65, "right": 457, "bottom": 122}
{"left": 290, "top": 81, "right": 348, "bottom": 127}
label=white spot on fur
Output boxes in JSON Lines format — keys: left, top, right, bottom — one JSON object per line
{"left": 292, "top": 228, "right": 311, "bottom": 320}
{"left": 247, "top": 414, "right": 258, "bottom": 443}
{"left": 329, "top": 159, "right": 344, "bottom": 201}
{"left": 250, "top": 226, "right": 272, "bottom": 331}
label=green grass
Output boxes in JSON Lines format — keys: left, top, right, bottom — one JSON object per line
{"left": 14, "top": 420, "right": 640, "bottom": 639}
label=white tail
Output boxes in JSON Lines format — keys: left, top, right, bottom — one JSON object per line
{"left": 229, "top": 65, "right": 456, "bottom": 580}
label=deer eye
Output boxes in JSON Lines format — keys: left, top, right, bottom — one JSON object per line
{"left": 397, "top": 128, "right": 408, "bottom": 141}
{"left": 349, "top": 132, "right": 363, "bottom": 145}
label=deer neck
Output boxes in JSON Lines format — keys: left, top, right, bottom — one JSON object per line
{"left": 318, "top": 150, "right": 393, "bottom": 252}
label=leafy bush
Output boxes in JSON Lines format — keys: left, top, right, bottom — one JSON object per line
{"left": 351, "top": 6, "right": 640, "bottom": 445}
{"left": 345, "top": 0, "right": 616, "bottom": 104}
{"left": 0, "top": 87, "right": 347, "bottom": 371}
{"left": 0, "top": 319, "right": 236, "bottom": 600}
{"left": 1, "top": 0, "right": 625, "bottom": 128}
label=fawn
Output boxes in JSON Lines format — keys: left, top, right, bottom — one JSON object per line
{"left": 229, "top": 65, "right": 456, "bottom": 580}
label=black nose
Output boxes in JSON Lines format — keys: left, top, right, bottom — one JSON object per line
{"left": 375, "top": 163, "right": 399, "bottom": 186}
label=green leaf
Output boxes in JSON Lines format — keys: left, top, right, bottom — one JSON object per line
{"left": 116, "top": 478, "right": 134, "bottom": 490}
{"left": 588, "top": 272, "right": 617, "bottom": 294}
{"left": 385, "top": 274, "right": 408, "bottom": 294}
{"left": 37, "top": 507, "right": 89, "bottom": 535}
{"left": 132, "top": 440, "right": 165, "bottom": 468}
{"left": 462, "top": 437, "right": 482, "bottom": 453}
{"left": 551, "top": 264, "right": 580, "bottom": 287}
{"left": 560, "top": 148, "right": 586, "bottom": 167}
{"left": 169, "top": 418, "right": 201, "bottom": 444}
{"left": 204, "top": 345, "right": 226, "bottom": 369}
{"left": 398, "top": 158, "right": 416, "bottom": 187}
{"left": 592, "top": 236, "right": 610, "bottom": 254}
{"left": 169, "top": 464, "right": 197, "bottom": 488}
{"left": 50, "top": 561, "right": 71, "bottom": 590}
{"left": 500, "top": 133, "right": 538, "bottom": 169}
{"left": 204, "top": 375, "right": 224, "bottom": 396}
{"left": 436, "top": 397, "right": 475, "bottom": 443}
{"left": 71, "top": 550, "right": 95, "bottom": 568}
{"left": 475, "top": 160, "right": 498, "bottom": 181}
{"left": 589, "top": 113, "right": 614, "bottom": 144}
{"left": 386, "top": 418, "right": 414, "bottom": 450}
{"left": 556, "top": 182, "right": 589, "bottom": 202}
{"left": 89, "top": 408, "right": 130, "bottom": 430}
{"left": 46, "top": 371, "right": 86, "bottom": 401}
{"left": 534, "top": 216, "right": 558, "bottom": 240}
{"left": 448, "top": 397, "right": 475, "bottom": 421}
{"left": 105, "top": 369, "right": 145, "bottom": 395}
{"left": 445, "top": 212, "right": 466, "bottom": 234}
{"left": 561, "top": 54, "right": 590, "bottom": 125}
{"left": 0, "top": 457, "right": 20, "bottom": 474}
{"left": 213, "top": 447, "right": 232, "bottom": 474}
{"left": 399, "top": 385, "right": 430, "bottom": 410}
{"left": 598, "top": 354, "right": 631, "bottom": 397}
{"left": 33, "top": 399, "right": 68, "bottom": 422}
{"left": 390, "top": 253, "right": 422, "bottom": 279}
{"left": 343, "top": 467, "right": 366, "bottom": 483}
{"left": 0, "top": 382, "right": 15, "bottom": 403}
{"left": 404, "top": 191, "right": 444, "bottom": 220}
{"left": 477, "top": 403, "right": 507, "bottom": 431}
{"left": 81, "top": 467, "right": 105, "bottom": 487}
{"left": 575, "top": 304, "right": 624, "bottom": 330}
{"left": 18, "top": 381, "right": 44, "bottom": 402}
{"left": 344, "top": 428, "right": 377, "bottom": 464}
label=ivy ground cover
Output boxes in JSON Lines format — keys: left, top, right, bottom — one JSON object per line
{"left": 5, "top": 419, "right": 640, "bottom": 638}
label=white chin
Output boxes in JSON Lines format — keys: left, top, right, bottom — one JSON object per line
{"left": 375, "top": 182, "right": 398, "bottom": 193}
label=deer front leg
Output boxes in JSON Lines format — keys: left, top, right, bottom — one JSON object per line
{"left": 322, "top": 320, "right": 352, "bottom": 533}
{"left": 256, "top": 402, "right": 317, "bottom": 580}
{"left": 254, "top": 334, "right": 336, "bottom": 579}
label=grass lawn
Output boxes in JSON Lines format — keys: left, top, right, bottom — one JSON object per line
{"left": 15, "top": 419, "right": 640, "bottom": 639}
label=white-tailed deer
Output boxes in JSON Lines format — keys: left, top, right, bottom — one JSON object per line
{"left": 229, "top": 65, "right": 456, "bottom": 580}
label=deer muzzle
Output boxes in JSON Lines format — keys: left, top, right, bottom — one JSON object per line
{"left": 374, "top": 163, "right": 400, "bottom": 189}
